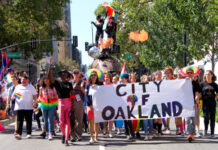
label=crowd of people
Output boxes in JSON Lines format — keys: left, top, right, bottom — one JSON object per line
{"left": 4, "top": 58, "right": 218, "bottom": 146}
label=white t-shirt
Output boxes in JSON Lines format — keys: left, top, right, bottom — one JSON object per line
{"left": 13, "top": 84, "right": 37, "bottom": 110}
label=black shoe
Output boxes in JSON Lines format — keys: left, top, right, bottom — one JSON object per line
{"left": 76, "top": 136, "right": 82, "bottom": 141}
{"left": 52, "top": 131, "right": 56, "bottom": 137}
{"left": 70, "top": 137, "right": 76, "bottom": 142}
{"left": 40, "top": 132, "right": 46, "bottom": 139}
{"left": 136, "top": 132, "right": 141, "bottom": 139}
{"left": 62, "top": 136, "right": 65, "bottom": 144}
{"left": 65, "top": 140, "right": 69, "bottom": 146}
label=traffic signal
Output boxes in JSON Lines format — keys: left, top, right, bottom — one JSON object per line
{"left": 85, "top": 42, "right": 89, "bottom": 51}
{"left": 73, "top": 36, "right": 78, "bottom": 47}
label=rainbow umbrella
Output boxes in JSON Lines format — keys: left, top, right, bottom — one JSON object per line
{"left": 180, "top": 66, "right": 200, "bottom": 77}
{"left": 85, "top": 69, "right": 104, "bottom": 81}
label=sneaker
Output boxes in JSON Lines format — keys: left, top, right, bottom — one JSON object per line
{"left": 117, "top": 129, "right": 121, "bottom": 135}
{"left": 40, "top": 132, "right": 46, "bottom": 139}
{"left": 48, "top": 134, "right": 53, "bottom": 141}
{"left": 204, "top": 130, "right": 207, "bottom": 136}
{"left": 94, "top": 138, "right": 98, "bottom": 143}
{"left": 89, "top": 138, "right": 94, "bottom": 144}
{"left": 14, "top": 130, "right": 18, "bottom": 135}
{"left": 181, "top": 133, "right": 185, "bottom": 137}
{"left": 109, "top": 132, "right": 113, "bottom": 138}
{"left": 26, "top": 134, "right": 32, "bottom": 139}
{"left": 15, "top": 134, "right": 22, "bottom": 140}
{"left": 187, "top": 135, "right": 194, "bottom": 143}
{"left": 52, "top": 131, "right": 56, "bottom": 137}
{"left": 211, "top": 134, "right": 215, "bottom": 138}
{"left": 45, "top": 134, "right": 49, "bottom": 139}
{"left": 76, "top": 136, "right": 82, "bottom": 141}
{"left": 70, "top": 137, "right": 77, "bottom": 142}
{"left": 164, "top": 129, "right": 171, "bottom": 134}
{"left": 144, "top": 135, "right": 149, "bottom": 140}
{"left": 195, "top": 132, "right": 201, "bottom": 138}
{"left": 148, "top": 135, "right": 153, "bottom": 140}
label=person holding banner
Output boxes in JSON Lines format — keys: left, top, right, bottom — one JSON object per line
{"left": 163, "top": 67, "right": 176, "bottom": 134}
{"left": 181, "top": 67, "right": 201, "bottom": 142}
{"left": 152, "top": 71, "right": 163, "bottom": 137}
{"left": 130, "top": 73, "right": 141, "bottom": 139}
{"left": 85, "top": 70, "right": 103, "bottom": 144}
{"left": 103, "top": 72, "right": 114, "bottom": 138}
{"left": 120, "top": 73, "right": 134, "bottom": 140}
{"left": 200, "top": 70, "right": 218, "bottom": 138}
{"left": 112, "top": 75, "right": 123, "bottom": 135}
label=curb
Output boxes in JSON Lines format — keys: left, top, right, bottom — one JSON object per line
{"left": 0, "top": 118, "right": 14, "bottom": 126}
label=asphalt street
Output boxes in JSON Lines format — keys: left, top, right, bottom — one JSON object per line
{"left": 1, "top": 118, "right": 218, "bottom": 150}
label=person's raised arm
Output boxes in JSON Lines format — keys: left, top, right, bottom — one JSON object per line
{"left": 48, "top": 57, "right": 55, "bottom": 84}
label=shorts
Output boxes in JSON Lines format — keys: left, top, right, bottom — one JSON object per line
{"left": 86, "top": 106, "right": 94, "bottom": 121}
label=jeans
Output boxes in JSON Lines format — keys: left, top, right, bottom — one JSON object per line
{"left": 42, "top": 108, "right": 56, "bottom": 134}
{"left": 17, "top": 110, "right": 33, "bottom": 135}
{"left": 143, "top": 119, "right": 153, "bottom": 134}
{"left": 186, "top": 109, "right": 197, "bottom": 135}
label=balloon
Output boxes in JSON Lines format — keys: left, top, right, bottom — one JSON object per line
{"left": 129, "top": 30, "right": 149, "bottom": 42}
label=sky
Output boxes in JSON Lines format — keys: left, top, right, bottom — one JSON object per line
{"left": 70, "top": 0, "right": 112, "bottom": 67}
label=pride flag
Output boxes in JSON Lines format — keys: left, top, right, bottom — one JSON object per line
{"left": 3, "top": 74, "right": 12, "bottom": 84}
{"left": 3, "top": 52, "right": 10, "bottom": 76}
{"left": 14, "top": 93, "right": 22, "bottom": 99}
{"left": 39, "top": 96, "right": 58, "bottom": 110}
{"left": 103, "top": 2, "right": 117, "bottom": 21}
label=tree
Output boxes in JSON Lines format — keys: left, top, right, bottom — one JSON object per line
{"left": 54, "top": 58, "right": 80, "bottom": 76}
{"left": 95, "top": 0, "right": 217, "bottom": 71}
{"left": 0, "top": 0, "right": 69, "bottom": 60}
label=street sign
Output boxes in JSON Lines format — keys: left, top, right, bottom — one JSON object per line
{"left": 6, "top": 52, "right": 22, "bottom": 58}
{"left": 123, "top": 54, "right": 132, "bottom": 59}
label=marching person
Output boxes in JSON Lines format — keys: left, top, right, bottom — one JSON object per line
{"left": 200, "top": 70, "right": 218, "bottom": 138}
{"left": 152, "top": 71, "right": 163, "bottom": 137}
{"left": 120, "top": 73, "right": 134, "bottom": 140}
{"left": 85, "top": 69, "right": 103, "bottom": 144}
{"left": 103, "top": 72, "right": 114, "bottom": 138}
{"left": 48, "top": 57, "right": 73, "bottom": 146}
{"left": 6, "top": 75, "right": 20, "bottom": 135}
{"left": 70, "top": 69, "right": 85, "bottom": 142}
{"left": 38, "top": 76, "right": 58, "bottom": 140}
{"left": 12, "top": 75, "right": 38, "bottom": 140}
{"left": 182, "top": 67, "right": 201, "bottom": 142}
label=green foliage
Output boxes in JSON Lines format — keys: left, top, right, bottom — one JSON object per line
{"left": 54, "top": 58, "right": 80, "bottom": 75}
{"left": 94, "top": 5, "right": 107, "bottom": 17}
{"left": 0, "top": 0, "right": 69, "bottom": 60}
{"left": 95, "top": 0, "right": 217, "bottom": 71}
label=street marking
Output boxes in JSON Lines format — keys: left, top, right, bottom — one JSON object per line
{"left": 99, "top": 145, "right": 106, "bottom": 150}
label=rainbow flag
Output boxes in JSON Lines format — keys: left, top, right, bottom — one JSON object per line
{"left": 14, "top": 93, "right": 22, "bottom": 99}
{"left": 39, "top": 96, "right": 58, "bottom": 110}
{"left": 3, "top": 52, "right": 10, "bottom": 76}
{"left": 103, "top": 2, "right": 117, "bottom": 21}
{"left": 3, "top": 74, "right": 12, "bottom": 84}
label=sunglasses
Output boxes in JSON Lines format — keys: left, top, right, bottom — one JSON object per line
{"left": 73, "top": 72, "right": 79, "bottom": 74}
{"left": 186, "top": 72, "right": 193, "bottom": 74}
{"left": 91, "top": 74, "right": 97, "bottom": 77}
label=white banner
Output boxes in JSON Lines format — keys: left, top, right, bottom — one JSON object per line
{"left": 90, "top": 79, "right": 195, "bottom": 123}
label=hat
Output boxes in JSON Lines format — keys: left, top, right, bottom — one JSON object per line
{"left": 85, "top": 68, "right": 104, "bottom": 81}
{"left": 180, "top": 66, "right": 200, "bottom": 77}
{"left": 120, "top": 73, "right": 129, "bottom": 79}
{"left": 58, "top": 69, "right": 70, "bottom": 77}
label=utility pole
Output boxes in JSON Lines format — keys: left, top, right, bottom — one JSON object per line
{"left": 184, "top": 33, "right": 187, "bottom": 66}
